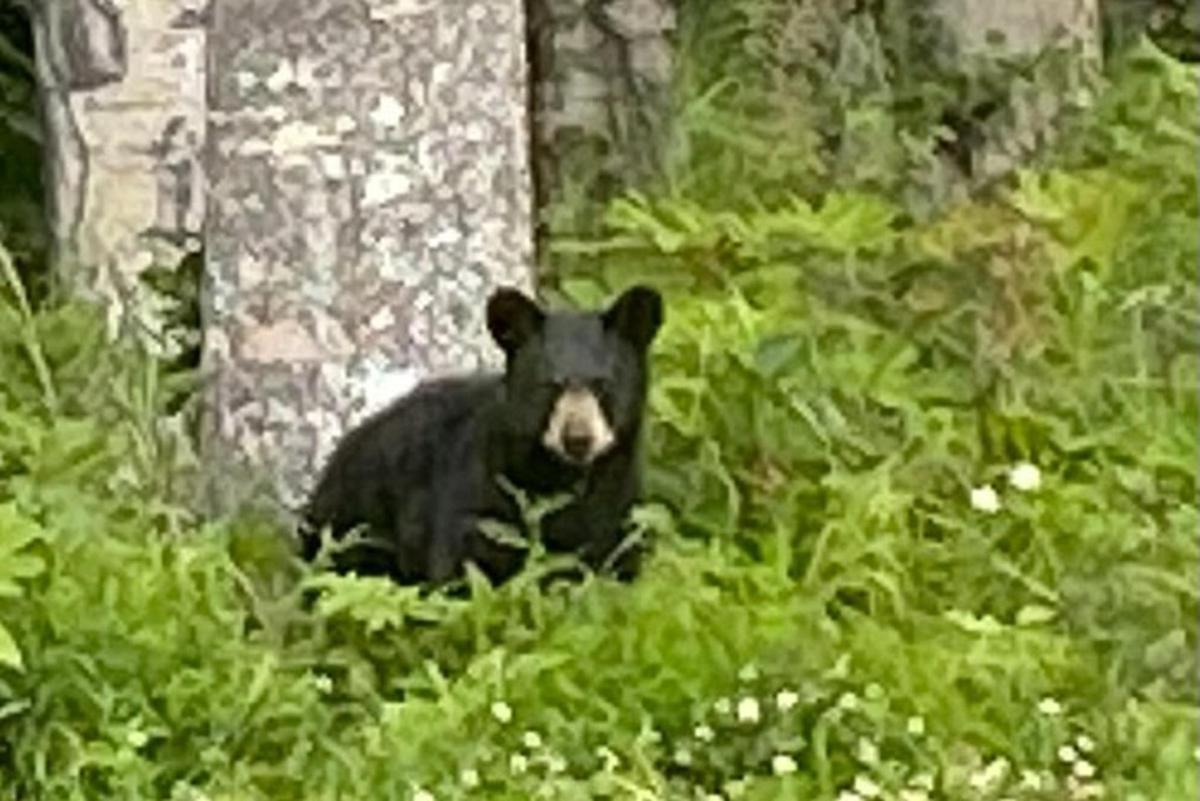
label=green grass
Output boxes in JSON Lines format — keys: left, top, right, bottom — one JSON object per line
{"left": 0, "top": 35, "right": 1196, "bottom": 801}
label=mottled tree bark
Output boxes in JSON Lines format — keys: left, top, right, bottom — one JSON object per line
{"left": 26, "top": 0, "right": 207, "bottom": 349}
{"left": 201, "top": 0, "right": 535, "bottom": 514}
{"left": 934, "top": 0, "right": 1101, "bottom": 183}
{"left": 528, "top": 0, "right": 675, "bottom": 256}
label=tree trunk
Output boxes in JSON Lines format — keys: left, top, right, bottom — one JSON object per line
{"left": 200, "top": 0, "right": 535, "bottom": 514}
{"left": 934, "top": 0, "right": 1102, "bottom": 184}
{"left": 27, "top": 0, "right": 207, "bottom": 351}
{"left": 527, "top": 0, "right": 675, "bottom": 260}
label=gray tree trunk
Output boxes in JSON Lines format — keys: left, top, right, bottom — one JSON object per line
{"left": 528, "top": 0, "right": 675, "bottom": 256}
{"left": 200, "top": 0, "right": 535, "bottom": 514}
{"left": 934, "top": 0, "right": 1101, "bottom": 183}
{"left": 27, "top": 0, "right": 207, "bottom": 351}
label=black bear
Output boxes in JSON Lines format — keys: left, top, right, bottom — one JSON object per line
{"left": 299, "top": 284, "right": 664, "bottom": 586}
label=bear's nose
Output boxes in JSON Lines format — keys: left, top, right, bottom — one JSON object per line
{"left": 562, "top": 429, "right": 593, "bottom": 462}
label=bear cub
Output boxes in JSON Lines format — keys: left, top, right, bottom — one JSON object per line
{"left": 300, "top": 285, "right": 664, "bottom": 587}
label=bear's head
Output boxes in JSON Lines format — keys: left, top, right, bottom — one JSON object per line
{"left": 486, "top": 285, "right": 663, "bottom": 467}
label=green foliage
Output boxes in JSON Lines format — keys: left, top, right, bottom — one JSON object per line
{"left": 0, "top": 22, "right": 1196, "bottom": 801}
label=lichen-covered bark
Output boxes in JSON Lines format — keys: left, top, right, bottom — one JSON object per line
{"left": 201, "top": 0, "right": 535, "bottom": 513}
{"left": 528, "top": 0, "right": 675, "bottom": 249}
{"left": 935, "top": 0, "right": 1101, "bottom": 183}
{"left": 29, "top": 0, "right": 207, "bottom": 348}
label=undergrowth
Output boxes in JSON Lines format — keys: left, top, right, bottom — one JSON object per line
{"left": 0, "top": 30, "right": 1196, "bottom": 801}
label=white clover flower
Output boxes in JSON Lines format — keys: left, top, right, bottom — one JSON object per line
{"left": 694, "top": 723, "right": 715, "bottom": 742}
{"left": 1075, "top": 734, "right": 1095, "bottom": 753}
{"left": 736, "top": 697, "right": 761, "bottom": 724}
{"left": 490, "top": 701, "right": 513, "bottom": 724}
{"left": 970, "top": 484, "right": 1001, "bottom": 513}
{"left": 673, "top": 747, "right": 693, "bottom": 766}
{"left": 906, "top": 716, "right": 926, "bottom": 736}
{"left": 521, "top": 730, "right": 543, "bottom": 750}
{"left": 738, "top": 663, "right": 760, "bottom": 682}
{"left": 855, "top": 737, "right": 880, "bottom": 765}
{"left": 1037, "top": 697, "right": 1063, "bottom": 716}
{"left": 772, "top": 754, "right": 798, "bottom": 775}
{"left": 1020, "top": 769, "right": 1043, "bottom": 790}
{"left": 546, "top": 753, "right": 567, "bottom": 774}
{"left": 1059, "top": 744, "right": 1079, "bottom": 763}
{"left": 1009, "top": 462, "right": 1042, "bottom": 492}
{"left": 969, "top": 757, "right": 1009, "bottom": 791}
{"left": 459, "top": 768, "right": 480, "bottom": 788}
{"left": 853, "top": 775, "right": 882, "bottom": 798}
{"left": 713, "top": 697, "right": 732, "bottom": 715}
{"left": 837, "top": 692, "right": 860, "bottom": 712}
{"left": 775, "top": 689, "right": 800, "bottom": 712}
{"left": 509, "top": 753, "right": 528, "bottom": 775}
{"left": 1073, "top": 760, "right": 1096, "bottom": 779}
{"left": 412, "top": 789, "right": 435, "bottom": 801}
{"left": 312, "top": 673, "right": 333, "bottom": 694}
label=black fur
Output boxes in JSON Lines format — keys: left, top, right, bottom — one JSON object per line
{"left": 299, "top": 285, "right": 664, "bottom": 586}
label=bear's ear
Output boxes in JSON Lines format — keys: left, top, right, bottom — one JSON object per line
{"left": 487, "top": 287, "right": 544, "bottom": 354}
{"left": 603, "top": 285, "right": 663, "bottom": 349}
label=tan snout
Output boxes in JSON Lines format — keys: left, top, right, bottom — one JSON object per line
{"left": 542, "top": 387, "right": 615, "bottom": 465}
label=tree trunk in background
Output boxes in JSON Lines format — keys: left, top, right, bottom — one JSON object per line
{"left": 934, "top": 0, "right": 1101, "bottom": 184}
{"left": 201, "top": 0, "right": 535, "bottom": 514}
{"left": 527, "top": 0, "right": 675, "bottom": 263}
{"left": 28, "top": 0, "right": 206, "bottom": 349}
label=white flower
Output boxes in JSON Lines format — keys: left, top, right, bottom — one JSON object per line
{"left": 521, "top": 730, "right": 543, "bottom": 750}
{"left": 412, "top": 790, "right": 435, "bottom": 801}
{"left": 738, "top": 663, "right": 760, "bottom": 682}
{"left": 673, "top": 747, "right": 693, "bottom": 766}
{"left": 459, "top": 768, "right": 480, "bottom": 788}
{"left": 970, "top": 758, "right": 1009, "bottom": 790}
{"left": 772, "top": 754, "right": 798, "bottom": 775}
{"left": 490, "top": 701, "right": 513, "bottom": 724}
{"left": 1073, "top": 760, "right": 1096, "bottom": 779}
{"left": 546, "top": 753, "right": 567, "bottom": 774}
{"left": 736, "top": 697, "right": 761, "bottom": 724}
{"left": 853, "top": 775, "right": 882, "bottom": 798}
{"left": 126, "top": 729, "right": 148, "bottom": 749}
{"left": 1020, "top": 769, "right": 1043, "bottom": 790}
{"left": 713, "top": 697, "right": 732, "bottom": 715}
{"left": 837, "top": 692, "right": 860, "bottom": 712}
{"left": 1037, "top": 697, "right": 1063, "bottom": 716}
{"left": 775, "top": 689, "right": 800, "bottom": 712}
{"left": 856, "top": 737, "right": 880, "bottom": 765}
{"left": 312, "top": 673, "right": 333, "bottom": 694}
{"left": 970, "top": 484, "right": 1001, "bottom": 513}
{"left": 1009, "top": 462, "right": 1042, "bottom": 491}
{"left": 1075, "top": 734, "right": 1095, "bottom": 753}
{"left": 906, "top": 716, "right": 926, "bottom": 736}
{"left": 694, "top": 723, "right": 715, "bottom": 742}
{"left": 1059, "top": 744, "right": 1079, "bottom": 763}
{"left": 509, "top": 753, "right": 528, "bottom": 775}
{"left": 899, "top": 791, "right": 929, "bottom": 801}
